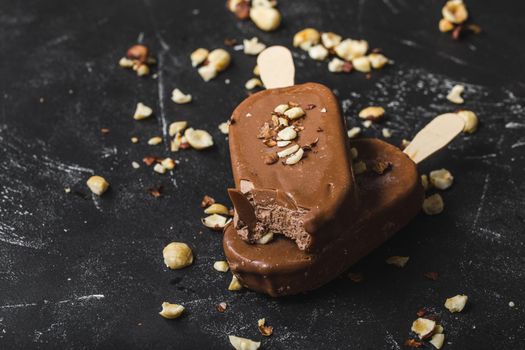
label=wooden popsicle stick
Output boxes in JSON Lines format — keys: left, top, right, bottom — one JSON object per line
{"left": 403, "top": 113, "right": 465, "bottom": 164}
{"left": 257, "top": 46, "right": 295, "bottom": 89}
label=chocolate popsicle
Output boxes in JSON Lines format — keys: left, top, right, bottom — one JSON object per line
{"left": 223, "top": 46, "right": 464, "bottom": 296}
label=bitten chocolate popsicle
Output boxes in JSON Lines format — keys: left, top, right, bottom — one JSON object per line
{"left": 223, "top": 46, "right": 464, "bottom": 296}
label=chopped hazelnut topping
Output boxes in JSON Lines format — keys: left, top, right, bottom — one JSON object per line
{"left": 293, "top": 28, "right": 321, "bottom": 50}
{"left": 131, "top": 136, "right": 139, "bottom": 143}
{"left": 335, "top": 39, "right": 369, "bottom": 61}
{"left": 256, "top": 232, "right": 274, "bottom": 244}
{"left": 159, "top": 302, "right": 185, "bottom": 319}
{"left": 404, "top": 339, "right": 423, "bottom": 348}
{"left": 421, "top": 174, "right": 430, "bottom": 191}
{"left": 444, "top": 294, "right": 468, "bottom": 313}
{"left": 219, "top": 121, "right": 230, "bottom": 134}
{"left": 163, "top": 242, "right": 193, "bottom": 270}
{"left": 401, "top": 139, "right": 411, "bottom": 149}
{"left": 308, "top": 44, "right": 329, "bottom": 61}
{"left": 447, "top": 84, "right": 465, "bottom": 104}
{"left": 347, "top": 127, "right": 361, "bottom": 139}
{"left": 148, "top": 136, "right": 163, "bottom": 145}
{"left": 442, "top": 0, "right": 468, "bottom": 24}
{"left": 277, "top": 140, "right": 291, "bottom": 147}
{"left": 429, "top": 169, "right": 454, "bottom": 190}
{"left": 86, "top": 176, "right": 109, "bottom": 196}
{"left": 430, "top": 333, "right": 445, "bottom": 349}
{"left": 153, "top": 163, "right": 166, "bottom": 174}
{"left": 382, "top": 128, "right": 392, "bottom": 138}
{"left": 228, "top": 275, "right": 243, "bottom": 291}
{"left": 201, "top": 195, "right": 215, "bottom": 208}
{"left": 439, "top": 18, "right": 454, "bottom": 32}
{"left": 184, "top": 128, "right": 214, "bottom": 150}
{"left": 411, "top": 318, "right": 436, "bottom": 339}
{"left": 386, "top": 255, "right": 409, "bottom": 267}
{"left": 228, "top": 335, "right": 260, "bottom": 350}
{"left": 204, "top": 203, "right": 230, "bottom": 215}
{"left": 132, "top": 161, "right": 140, "bottom": 169}
{"left": 352, "top": 56, "right": 371, "bottom": 73}
{"left": 213, "top": 261, "right": 230, "bottom": 272}
{"left": 422, "top": 194, "right": 444, "bottom": 215}
{"left": 190, "top": 48, "right": 209, "bottom": 67}
{"left": 362, "top": 120, "right": 372, "bottom": 128}
{"left": 161, "top": 157, "right": 175, "bottom": 170}
{"left": 277, "top": 126, "right": 297, "bottom": 141}
{"left": 245, "top": 78, "right": 263, "bottom": 90}
{"left": 127, "top": 44, "right": 149, "bottom": 63}
{"left": 284, "top": 106, "right": 306, "bottom": 120}
{"left": 198, "top": 65, "right": 218, "bottom": 82}
{"left": 368, "top": 53, "right": 389, "bottom": 69}
{"left": 321, "top": 32, "right": 342, "bottom": 49}
{"left": 274, "top": 104, "right": 290, "bottom": 114}
{"left": 258, "top": 318, "right": 274, "bottom": 337}
{"left": 133, "top": 102, "right": 153, "bottom": 120}
{"left": 202, "top": 214, "right": 229, "bottom": 230}
{"left": 328, "top": 58, "right": 346, "bottom": 73}
{"left": 208, "top": 49, "right": 231, "bottom": 71}
{"left": 250, "top": 6, "right": 281, "bottom": 31}
{"left": 169, "top": 121, "right": 188, "bottom": 136}
{"left": 243, "top": 37, "right": 266, "bottom": 55}
{"left": 119, "top": 57, "right": 134, "bottom": 68}
{"left": 136, "top": 64, "right": 149, "bottom": 76}
{"left": 171, "top": 88, "right": 192, "bottom": 104}
{"left": 277, "top": 144, "right": 300, "bottom": 158}
{"left": 358, "top": 106, "right": 385, "bottom": 121}
{"left": 285, "top": 148, "right": 304, "bottom": 165}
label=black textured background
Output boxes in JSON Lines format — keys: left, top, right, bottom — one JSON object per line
{"left": 1, "top": 0, "right": 524, "bottom": 349}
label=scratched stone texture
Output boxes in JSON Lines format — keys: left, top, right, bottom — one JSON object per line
{"left": 0, "top": 0, "right": 524, "bottom": 349}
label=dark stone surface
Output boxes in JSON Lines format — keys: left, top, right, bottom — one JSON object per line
{"left": 1, "top": 0, "right": 524, "bottom": 349}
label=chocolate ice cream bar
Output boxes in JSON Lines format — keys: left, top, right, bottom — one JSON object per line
{"left": 224, "top": 138, "right": 423, "bottom": 296}
{"left": 227, "top": 82, "right": 358, "bottom": 253}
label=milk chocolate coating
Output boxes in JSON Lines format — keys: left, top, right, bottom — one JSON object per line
{"left": 228, "top": 83, "right": 358, "bottom": 252}
{"left": 224, "top": 138, "right": 424, "bottom": 296}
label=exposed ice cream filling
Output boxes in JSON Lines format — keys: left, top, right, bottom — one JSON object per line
{"left": 229, "top": 188, "right": 311, "bottom": 250}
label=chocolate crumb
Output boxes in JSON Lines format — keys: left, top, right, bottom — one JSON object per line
{"left": 416, "top": 308, "right": 427, "bottom": 317}
{"left": 200, "top": 195, "right": 215, "bottom": 208}
{"left": 148, "top": 185, "right": 163, "bottom": 198}
{"left": 216, "top": 302, "right": 227, "bottom": 312}
{"left": 263, "top": 139, "right": 277, "bottom": 147}
{"left": 234, "top": 0, "right": 250, "bottom": 19}
{"left": 372, "top": 161, "right": 392, "bottom": 175}
{"left": 142, "top": 156, "right": 159, "bottom": 166}
{"left": 100, "top": 128, "right": 110, "bottom": 135}
{"left": 224, "top": 38, "right": 238, "bottom": 46}
{"left": 305, "top": 104, "right": 316, "bottom": 110}
{"left": 264, "top": 153, "right": 279, "bottom": 165}
{"left": 348, "top": 272, "right": 363, "bottom": 283}
{"left": 404, "top": 339, "right": 423, "bottom": 348}
{"left": 342, "top": 61, "right": 353, "bottom": 73}
{"left": 452, "top": 25, "right": 463, "bottom": 40}
{"left": 424, "top": 271, "right": 439, "bottom": 281}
